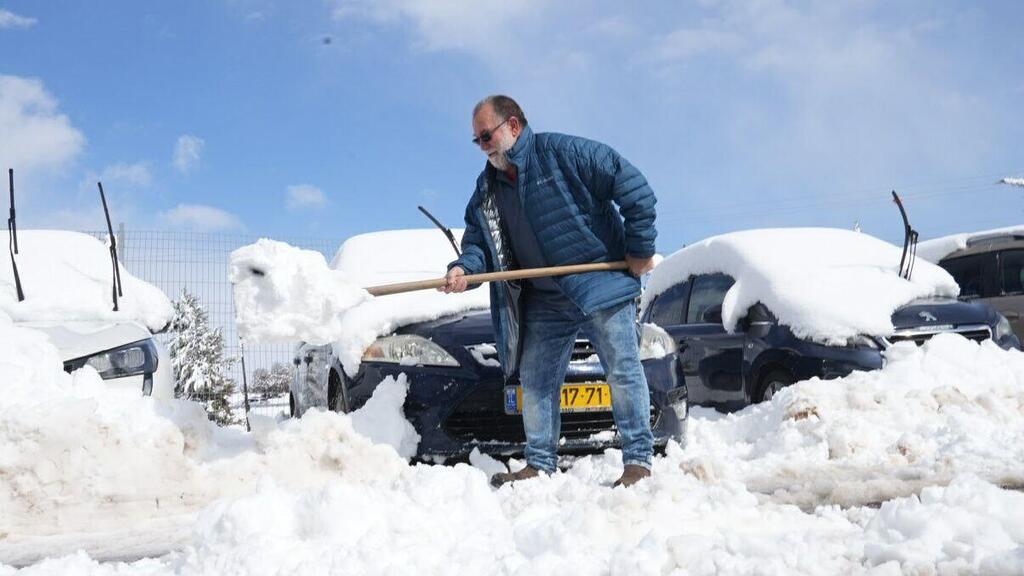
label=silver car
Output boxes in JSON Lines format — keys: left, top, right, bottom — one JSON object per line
{"left": 936, "top": 232, "right": 1024, "bottom": 338}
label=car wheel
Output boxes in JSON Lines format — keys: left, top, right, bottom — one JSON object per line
{"left": 758, "top": 369, "right": 795, "bottom": 403}
{"left": 327, "top": 370, "right": 348, "bottom": 413}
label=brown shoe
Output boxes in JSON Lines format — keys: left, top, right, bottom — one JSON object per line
{"left": 490, "top": 465, "right": 541, "bottom": 488}
{"left": 612, "top": 464, "right": 651, "bottom": 488}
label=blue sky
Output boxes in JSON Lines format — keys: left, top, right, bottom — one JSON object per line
{"left": 1, "top": 0, "right": 1022, "bottom": 252}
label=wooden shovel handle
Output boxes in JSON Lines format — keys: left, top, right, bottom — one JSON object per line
{"left": 365, "top": 261, "right": 629, "bottom": 296}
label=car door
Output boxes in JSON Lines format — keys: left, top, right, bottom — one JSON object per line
{"left": 680, "top": 274, "right": 745, "bottom": 407}
{"left": 995, "top": 249, "right": 1024, "bottom": 337}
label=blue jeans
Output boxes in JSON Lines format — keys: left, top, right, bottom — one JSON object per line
{"left": 518, "top": 296, "right": 654, "bottom": 473}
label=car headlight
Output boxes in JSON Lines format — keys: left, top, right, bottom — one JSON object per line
{"left": 995, "top": 314, "right": 1013, "bottom": 341}
{"left": 845, "top": 335, "right": 882, "bottom": 350}
{"left": 362, "top": 334, "right": 460, "bottom": 367}
{"left": 639, "top": 323, "right": 677, "bottom": 360}
{"left": 64, "top": 339, "right": 160, "bottom": 380}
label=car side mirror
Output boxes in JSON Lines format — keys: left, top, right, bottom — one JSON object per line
{"left": 702, "top": 304, "right": 723, "bottom": 324}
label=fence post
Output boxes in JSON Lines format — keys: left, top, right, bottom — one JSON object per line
{"left": 117, "top": 222, "right": 125, "bottom": 260}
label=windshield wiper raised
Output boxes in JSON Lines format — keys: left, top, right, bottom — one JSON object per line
{"left": 891, "top": 190, "right": 919, "bottom": 281}
{"left": 418, "top": 205, "right": 461, "bottom": 257}
{"left": 8, "top": 169, "right": 24, "bottom": 301}
{"left": 97, "top": 182, "right": 123, "bottom": 311}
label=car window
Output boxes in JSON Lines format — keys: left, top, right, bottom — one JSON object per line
{"left": 1000, "top": 249, "right": 1024, "bottom": 295}
{"left": 940, "top": 254, "right": 986, "bottom": 298}
{"left": 649, "top": 281, "right": 690, "bottom": 326}
{"left": 686, "top": 274, "right": 735, "bottom": 324}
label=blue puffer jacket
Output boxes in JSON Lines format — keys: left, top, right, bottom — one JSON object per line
{"left": 449, "top": 126, "right": 657, "bottom": 379}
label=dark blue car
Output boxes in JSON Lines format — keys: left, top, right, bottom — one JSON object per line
{"left": 291, "top": 309, "right": 688, "bottom": 460}
{"left": 641, "top": 271, "right": 1020, "bottom": 412}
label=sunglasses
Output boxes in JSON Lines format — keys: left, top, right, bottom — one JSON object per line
{"left": 472, "top": 117, "right": 511, "bottom": 145}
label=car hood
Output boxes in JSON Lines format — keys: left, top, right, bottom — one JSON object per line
{"left": 17, "top": 319, "right": 154, "bottom": 362}
{"left": 398, "top": 310, "right": 495, "bottom": 346}
{"left": 892, "top": 298, "right": 996, "bottom": 330}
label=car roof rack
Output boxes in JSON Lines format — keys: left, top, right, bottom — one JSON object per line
{"left": 965, "top": 232, "right": 1024, "bottom": 247}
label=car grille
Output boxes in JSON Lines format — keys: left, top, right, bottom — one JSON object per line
{"left": 467, "top": 340, "right": 600, "bottom": 366}
{"left": 442, "top": 386, "right": 659, "bottom": 443}
{"left": 887, "top": 324, "right": 992, "bottom": 346}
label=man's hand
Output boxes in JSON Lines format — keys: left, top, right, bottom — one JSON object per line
{"left": 439, "top": 266, "right": 469, "bottom": 293}
{"left": 625, "top": 255, "right": 655, "bottom": 277}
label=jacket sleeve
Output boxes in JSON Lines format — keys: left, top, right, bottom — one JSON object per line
{"left": 448, "top": 199, "right": 488, "bottom": 277}
{"left": 575, "top": 139, "right": 658, "bottom": 259}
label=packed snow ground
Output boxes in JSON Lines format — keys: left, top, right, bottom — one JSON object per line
{"left": 3, "top": 313, "right": 1024, "bottom": 573}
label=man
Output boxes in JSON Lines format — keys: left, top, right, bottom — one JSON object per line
{"left": 442, "top": 95, "right": 657, "bottom": 488}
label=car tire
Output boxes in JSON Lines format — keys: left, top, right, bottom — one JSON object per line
{"left": 758, "top": 369, "right": 795, "bottom": 403}
{"left": 327, "top": 370, "right": 348, "bottom": 413}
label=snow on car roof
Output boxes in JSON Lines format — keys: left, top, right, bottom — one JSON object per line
{"left": 0, "top": 229, "right": 173, "bottom": 332}
{"left": 640, "top": 227, "right": 960, "bottom": 344}
{"left": 917, "top": 224, "right": 1024, "bottom": 263}
{"left": 329, "top": 228, "right": 489, "bottom": 376}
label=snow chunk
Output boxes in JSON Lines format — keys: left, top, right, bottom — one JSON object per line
{"left": 228, "top": 238, "right": 370, "bottom": 343}
{"left": 642, "top": 228, "right": 959, "bottom": 344}
{"left": 350, "top": 374, "right": 421, "bottom": 459}
{"left": 230, "top": 230, "right": 488, "bottom": 374}
{"left": 0, "top": 230, "right": 172, "bottom": 332}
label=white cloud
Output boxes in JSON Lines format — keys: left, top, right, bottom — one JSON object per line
{"left": 0, "top": 75, "right": 85, "bottom": 180}
{"left": 81, "top": 162, "right": 153, "bottom": 191}
{"left": 652, "top": 27, "right": 741, "bottom": 61}
{"left": 331, "top": 0, "right": 545, "bottom": 59}
{"left": 173, "top": 135, "right": 204, "bottom": 174}
{"left": 159, "top": 204, "right": 244, "bottom": 232}
{"left": 286, "top": 184, "right": 328, "bottom": 210}
{"left": 0, "top": 9, "right": 36, "bottom": 28}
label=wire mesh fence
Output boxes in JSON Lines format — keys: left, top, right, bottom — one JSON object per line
{"left": 83, "top": 227, "right": 343, "bottom": 422}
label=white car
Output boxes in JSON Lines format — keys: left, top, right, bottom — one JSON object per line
{"left": 22, "top": 319, "right": 174, "bottom": 400}
{"left": 3, "top": 230, "right": 176, "bottom": 398}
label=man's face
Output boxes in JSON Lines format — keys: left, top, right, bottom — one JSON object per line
{"left": 472, "top": 105, "right": 518, "bottom": 171}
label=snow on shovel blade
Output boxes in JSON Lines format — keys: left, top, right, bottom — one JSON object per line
{"left": 229, "top": 239, "right": 370, "bottom": 344}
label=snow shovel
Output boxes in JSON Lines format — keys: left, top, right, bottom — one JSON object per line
{"left": 364, "top": 261, "right": 630, "bottom": 296}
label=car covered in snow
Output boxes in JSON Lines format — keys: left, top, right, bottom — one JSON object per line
{"left": 289, "top": 229, "right": 687, "bottom": 460}
{"left": 640, "top": 228, "right": 1020, "bottom": 411}
{"left": 918, "top": 226, "right": 1024, "bottom": 339}
{"left": 2, "top": 230, "right": 175, "bottom": 399}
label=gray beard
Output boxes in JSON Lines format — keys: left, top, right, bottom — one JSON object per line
{"left": 488, "top": 151, "right": 509, "bottom": 171}
{"left": 487, "top": 131, "right": 517, "bottom": 171}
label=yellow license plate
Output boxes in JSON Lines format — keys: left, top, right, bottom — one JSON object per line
{"left": 503, "top": 383, "right": 612, "bottom": 414}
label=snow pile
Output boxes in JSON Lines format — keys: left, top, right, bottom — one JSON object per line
{"left": 228, "top": 238, "right": 370, "bottom": 343}
{"left": 679, "top": 334, "right": 1024, "bottom": 508}
{"left": 0, "top": 230, "right": 172, "bottom": 331}
{"left": 4, "top": 329, "right": 1024, "bottom": 572}
{"left": 349, "top": 374, "right": 421, "bottom": 459}
{"left": 0, "top": 311, "right": 418, "bottom": 564}
{"left": 230, "top": 229, "right": 489, "bottom": 375}
{"left": 917, "top": 224, "right": 1024, "bottom": 263}
{"left": 641, "top": 228, "right": 960, "bottom": 344}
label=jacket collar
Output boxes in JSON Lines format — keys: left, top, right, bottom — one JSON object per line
{"left": 482, "top": 125, "right": 534, "bottom": 182}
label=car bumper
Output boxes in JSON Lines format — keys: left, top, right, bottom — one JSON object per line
{"left": 350, "top": 353, "right": 686, "bottom": 460}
